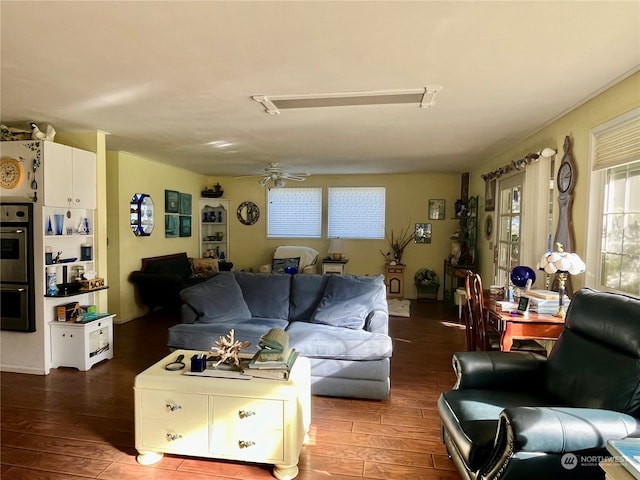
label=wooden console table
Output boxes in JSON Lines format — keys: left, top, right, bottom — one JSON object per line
{"left": 485, "top": 299, "right": 565, "bottom": 352}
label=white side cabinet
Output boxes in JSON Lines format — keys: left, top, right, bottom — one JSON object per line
{"left": 50, "top": 315, "right": 114, "bottom": 371}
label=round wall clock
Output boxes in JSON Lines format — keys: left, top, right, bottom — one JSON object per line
{"left": 0, "top": 157, "right": 24, "bottom": 189}
{"left": 557, "top": 161, "right": 573, "bottom": 193}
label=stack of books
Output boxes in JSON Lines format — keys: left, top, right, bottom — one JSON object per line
{"left": 526, "top": 290, "right": 570, "bottom": 314}
{"left": 242, "top": 328, "right": 298, "bottom": 380}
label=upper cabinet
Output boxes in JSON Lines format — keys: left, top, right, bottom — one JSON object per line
{"left": 42, "top": 141, "right": 96, "bottom": 209}
{"left": 0, "top": 140, "right": 96, "bottom": 209}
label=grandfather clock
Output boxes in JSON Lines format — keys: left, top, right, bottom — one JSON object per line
{"left": 553, "top": 136, "right": 577, "bottom": 294}
{"left": 553, "top": 136, "right": 576, "bottom": 252}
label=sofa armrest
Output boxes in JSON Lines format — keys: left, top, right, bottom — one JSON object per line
{"left": 480, "top": 407, "right": 640, "bottom": 479}
{"left": 452, "top": 351, "right": 546, "bottom": 391}
{"left": 503, "top": 407, "right": 640, "bottom": 453}
{"left": 365, "top": 309, "right": 388, "bottom": 335}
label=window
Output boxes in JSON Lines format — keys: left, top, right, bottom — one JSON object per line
{"left": 327, "top": 187, "right": 385, "bottom": 239}
{"left": 599, "top": 162, "right": 640, "bottom": 294}
{"left": 495, "top": 173, "right": 523, "bottom": 286}
{"left": 267, "top": 187, "right": 322, "bottom": 238}
{"left": 587, "top": 108, "right": 640, "bottom": 297}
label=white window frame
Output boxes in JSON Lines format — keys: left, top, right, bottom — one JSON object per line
{"left": 585, "top": 107, "right": 640, "bottom": 297}
{"left": 327, "top": 186, "right": 386, "bottom": 239}
{"left": 266, "top": 187, "right": 322, "bottom": 238}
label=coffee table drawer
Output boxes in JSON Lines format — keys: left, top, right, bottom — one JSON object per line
{"left": 214, "top": 396, "right": 283, "bottom": 431}
{"left": 140, "top": 418, "right": 208, "bottom": 455}
{"left": 141, "top": 389, "right": 207, "bottom": 421}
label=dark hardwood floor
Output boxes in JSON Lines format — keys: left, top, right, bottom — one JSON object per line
{"left": 1, "top": 300, "right": 465, "bottom": 480}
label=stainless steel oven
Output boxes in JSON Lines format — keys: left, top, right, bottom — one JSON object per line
{"left": 1, "top": 203, "right": 35, "bottom": 332}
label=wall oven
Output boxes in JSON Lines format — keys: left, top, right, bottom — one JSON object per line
{"left": 1, "top": 203, "right": 35, "bottom": 332}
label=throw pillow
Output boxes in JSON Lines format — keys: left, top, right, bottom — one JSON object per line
{"left": 271, "top": 257, "right": 300, "bottom": 274}
{"left": 190, "top": 257, "right": 219, "bottom": 279}
{"left": 180, "top": 273, "right": 251, "bottom": 324}
{"left": 310, "top": 275, "right": 384, "bottom": 330}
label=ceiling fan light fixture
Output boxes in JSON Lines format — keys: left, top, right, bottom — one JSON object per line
{"left": 252, "top": 86, "right": 442, "bottom": 115}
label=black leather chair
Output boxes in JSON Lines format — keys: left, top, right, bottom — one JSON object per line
{"left": 438, "top": 288, "right": 640, "bottom": 480}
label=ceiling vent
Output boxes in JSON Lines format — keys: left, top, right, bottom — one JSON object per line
{"left": 252, "top": 86, "right": 441, "bottom": 115}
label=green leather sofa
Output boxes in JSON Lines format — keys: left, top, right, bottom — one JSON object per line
{"left": 438, "top": 287, "right": 640, "bottom": 480}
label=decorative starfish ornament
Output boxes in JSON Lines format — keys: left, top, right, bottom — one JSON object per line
{"left": 211, "top": 329, "right": 251, "bottom": 368}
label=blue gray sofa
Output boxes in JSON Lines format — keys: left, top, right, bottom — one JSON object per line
{"left": 167, "top": 271, "right": 392, "bottom": 400}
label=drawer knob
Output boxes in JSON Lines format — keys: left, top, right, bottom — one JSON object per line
{"left": 238, "top": 440, "right": 255, "bottom": 449}
{"left": 238, "top": 410, "right": 255, "bottom": 419}
{"left": 165, "top": 402, "right": 182, "bottom": 412}
{"left": 166, "top": 433, "right": 182, "bottom": 442}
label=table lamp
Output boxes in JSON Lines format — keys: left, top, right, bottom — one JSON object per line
{"left": 328, "top": 238, "right": 344, "bottom": 261}
{"left": 537, "top": 243, "right": 586, "bottom": 318}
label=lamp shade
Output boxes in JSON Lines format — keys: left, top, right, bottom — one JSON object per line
{"left": 328, "top": 238, "right": 344, "bottom": 254}
{"left": 537, "top": 250, "right": 585, "bottom": 275}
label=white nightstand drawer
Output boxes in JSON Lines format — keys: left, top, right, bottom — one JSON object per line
{"left": 213, "top": 396, "right": 283, "bottom": 431}
{"left": 211, "top": 428, "right": 284, "bottom": 461}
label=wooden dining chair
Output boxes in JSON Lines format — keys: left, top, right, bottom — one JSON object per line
{"left": 456, "top": 269, "right": 476, "bottom": 351}
{"left": 464, "top": 272, "right": 547, "bottom": 355}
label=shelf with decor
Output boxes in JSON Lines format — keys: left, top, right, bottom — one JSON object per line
{"left": 443, "top": 196, "right": 478, "bottom": 305}
{"left": 198, "top": 198, "right": 229, "bottom": 260}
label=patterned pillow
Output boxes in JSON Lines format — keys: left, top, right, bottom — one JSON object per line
{"left": 271, "top": 257, "right": 300, "bottom": 274}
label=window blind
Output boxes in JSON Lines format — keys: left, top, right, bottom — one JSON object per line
{"left": 592, "top": 108, "right": 640, "bottom": 171}
{"left": 267, "top": 187, "right": 322, "bottom": 238}
{"left": 328, "top": 187, "right": 385, "bottom": 239}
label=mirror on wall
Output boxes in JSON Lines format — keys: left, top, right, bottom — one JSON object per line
{"left": 237, "top": 201, "right": 260, "bottom": 225}
{"left": 130, "top": 193, "right": 154, "bottom": 236}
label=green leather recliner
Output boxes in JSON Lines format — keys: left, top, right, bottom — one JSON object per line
{"left": 438, "top": 287, "right": 640, "bottom": 480}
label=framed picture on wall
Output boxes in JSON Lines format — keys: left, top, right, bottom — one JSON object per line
{"left": 165, "top": 190, "right": 179, "bottom": 213}
{"left": 485, "top": 178, "right": 496, "bottom": 211}
{"left": 179, "top": 215, "right": 191, "bottom": 237}
{"left": 165, "top": 215, "right": 178, "bottom": 238}
{"left": 179, "top": 193, "right": 192, "bottom": 215}
{"left": 414, "top": 223, "right": 432, "bottom": 244}
{"left": 428, "top": 199, "right": 445, "bottom": 220}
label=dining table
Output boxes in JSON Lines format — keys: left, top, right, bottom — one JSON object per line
{"left": 485, "top": 298, "right": 566, "bottom": 352}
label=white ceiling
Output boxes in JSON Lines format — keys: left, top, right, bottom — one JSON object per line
{"left": 1, "top": 1, "right": 639, "bottom": 177}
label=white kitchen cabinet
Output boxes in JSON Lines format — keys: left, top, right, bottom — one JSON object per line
{"left": 42, "top": 141, "right": 96, "bottom": 209}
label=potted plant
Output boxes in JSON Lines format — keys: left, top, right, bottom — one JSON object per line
{"left": 380, "top": 223, "right": 413, "bottom": 265}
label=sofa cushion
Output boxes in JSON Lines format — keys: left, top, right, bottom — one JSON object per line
{"left": 168, "top": 318, "right": 289, "bottom": 353}
{"left": 179, "top": 273, "right": 251, "bottom": 324}
{"left": 285, "top": 321, "right": 392, "bottom": 360}
{"left": 290, "top": 274, "right": 330, "bottom": 322}
{"left": 310, "top": 274, "right": 386, "bottom": 329}
{"left": 233, "top": 271, "right": 291, "bottom": 319}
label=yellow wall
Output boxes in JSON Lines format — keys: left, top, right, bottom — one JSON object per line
{"left": 469, "top": 72, "right": 640, "bottom": 289}
{"left": 207, "top": 173, "right": 461, "bottom": 294}
{"left": 106, "top": 151, "right": 206, "bottom": 322}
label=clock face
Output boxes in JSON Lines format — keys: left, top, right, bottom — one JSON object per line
{"left": 0, "top": 157, "right": 24, "bottom": 189}
{"left": 557, "top": 162, "right": 573, "bottom": 193}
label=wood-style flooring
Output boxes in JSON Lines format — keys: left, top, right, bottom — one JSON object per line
{"left": 1, "top": 300, "right": 465, "bottom": 480}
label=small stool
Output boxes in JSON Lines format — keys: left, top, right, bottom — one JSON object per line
{"left": 455, "top": 287, "right": 467, "bottom": 319}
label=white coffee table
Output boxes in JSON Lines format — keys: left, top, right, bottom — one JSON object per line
{"left": 134, "top": 349, "right": 311, "bottom": 479}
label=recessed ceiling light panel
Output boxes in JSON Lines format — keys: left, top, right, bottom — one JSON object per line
{"left": 252, "top": 86, "right": 442, "bottom": 115}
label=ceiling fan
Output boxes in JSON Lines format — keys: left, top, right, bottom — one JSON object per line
{"left": 238, "top": 162, "right": 310, "bottom": 187}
